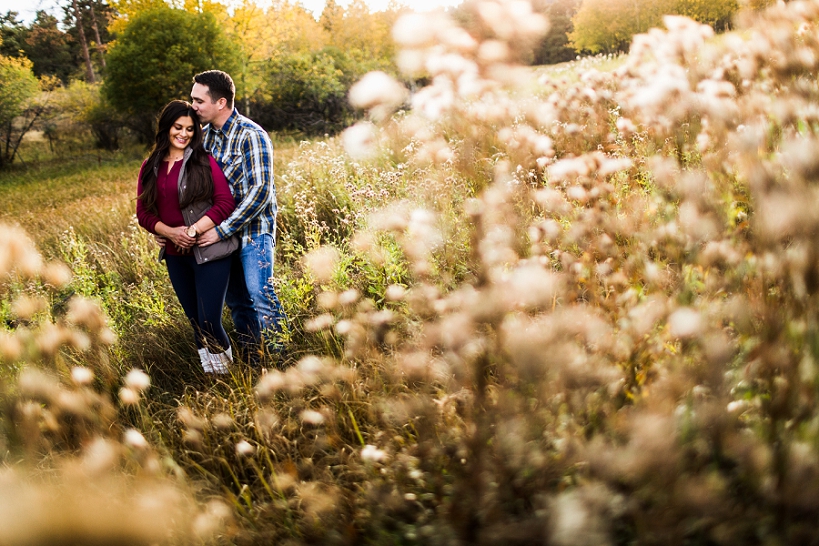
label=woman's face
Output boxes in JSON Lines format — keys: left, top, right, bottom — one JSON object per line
{"left": 169, "top": 115, "right": 195, "bottom": 154}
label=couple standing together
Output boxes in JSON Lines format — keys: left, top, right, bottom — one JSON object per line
{"left": 136, "top": 70, "right": 285, "bottom": 374}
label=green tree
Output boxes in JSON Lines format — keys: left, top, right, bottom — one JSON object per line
{"left": 24, "top": 11, "right": 74, "bottom": 82}
{"left": 62, "top": 0, "right": 114, "bottom": 77}
{"left": 534, "top": 0, "right": 581, "bottom": 65}
{"left": 0, "top": 11, "right": 26, "bottom": 58}
{"left": 103, "top": 7, "right": 238, "bottom": 142}
{"left": 0, "top": 54, "right": 41, "bottom": 167}
{"left": 675, "top": 0, "right": 737, "bottom": 30}
{"left": 250, "top": 46, "right": 357, "bottom": 134}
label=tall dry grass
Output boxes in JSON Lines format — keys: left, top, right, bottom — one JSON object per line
{"left": 4, "top": 0, "right": 819, "bottom": 544}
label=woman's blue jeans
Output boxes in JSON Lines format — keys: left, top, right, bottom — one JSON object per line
{"left": 225, "top": 234, "right": 287, "bottom": 361}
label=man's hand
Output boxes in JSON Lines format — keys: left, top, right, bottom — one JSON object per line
{"left": 153, "top": 235, "right": 167, "bottom": 247}
{"left": 197, "top": 227, "right": 221, "bottom": 248}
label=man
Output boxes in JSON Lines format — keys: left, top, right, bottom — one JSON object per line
{"left": 190, "top": 69, "right": 286, "bottom": 362}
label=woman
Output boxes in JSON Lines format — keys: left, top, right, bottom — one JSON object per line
{"left": 136, "top": 100, "right": 238, "bottom": 374}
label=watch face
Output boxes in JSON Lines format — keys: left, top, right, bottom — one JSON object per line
{"left": 187, "top": 226, "right": 196, "bottom": 237}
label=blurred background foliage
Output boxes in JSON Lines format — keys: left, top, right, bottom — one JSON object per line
{"left": 0, "top": 0, "right": 783, "bottom": 167}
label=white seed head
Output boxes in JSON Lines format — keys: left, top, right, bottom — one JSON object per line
{"left": 303, "top": 246, "right": 340, "bottom": 284}
{"left": 668, "top": 307, "right": 703, "bottom": 339}
{"left": 124, "top": 369, "right": 151, "bottom": 392}
{"left": 349, "top": 71, "right": 407, "bottom": 114}
{"left": 124, "top": 428, "right": 149, "bottom": 449}
{"left": 342, "top": 122, "right": 378, "bottom": 160}
{"left": 361, "top": 444, "right": 388, "bottom": 463}
{"left": 301, "top": 409, "right": 325, "bottom": 425}
{"left": 41, "top": 262, "right": 72, "bottom": 288}
{"left": 235, "top": 440, "right": 255, "bottom": 456}
{"left": 385, "top": 284, "right": 407, "bottom": 301}
{"left": 119, "top": 387, "right": 140, "bottom": 406}
{"left": 70, "top": 366, "right": 95, "bottom": 386}
{"left": 393, "top": 13, "right": 436, "bottom": 47}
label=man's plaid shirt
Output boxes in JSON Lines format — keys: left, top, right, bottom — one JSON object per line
{"left": 202, "top": 109, "right": 277, "bottom": 246}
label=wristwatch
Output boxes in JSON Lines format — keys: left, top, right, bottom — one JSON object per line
{"left": 186, "top": 224, "right": 198, "bottom": 238}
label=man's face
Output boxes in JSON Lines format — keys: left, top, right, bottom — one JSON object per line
{"left": 191, "top": 82, "right": 221, "bottom": 124}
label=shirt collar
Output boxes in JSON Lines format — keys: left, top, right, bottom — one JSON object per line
{"left": 213, "top": 108, "right": 239, "bottom": 136}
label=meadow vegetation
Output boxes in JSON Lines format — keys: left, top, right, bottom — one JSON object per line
{"left": 5, "top": 1, "right": 819, "bottom": 544}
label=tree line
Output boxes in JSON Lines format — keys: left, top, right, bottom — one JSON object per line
{"left": 0, "top": 0, "right": 781, "bottom": 168}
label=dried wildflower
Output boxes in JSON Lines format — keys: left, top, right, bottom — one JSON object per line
{"left": 123, "top": 428, "right": 148, "bottom": 450}
{"left": 41, "top": 262, "right": 72, "bottom": 288}
{"left": 124, "top": 369, "right": 151, "bottom": 392}
{"left": 361, "top": 444, "right": 388, "bottom": 463}
{"left": 177, "top": 407, "right": 206, "bottom": 430}
{"left": 66, "top": 297, "right": 107, "bottom": 332}
{"left": 118, "top": 387, "right": 140, "bottom": 406}
{"left": 193, "top": 500, "right": 232, "bottom": 540}
{"left": 35, "top": 323, "right": 67, "bottom": 356}
{"left": 349, "top": 71, "right": 408, "bottom": 121}
{"left": 81, "top": 437, "right": 119, "bottom": 475}
{"left": 549, "top": 485, "right": 614, "bottom": 546}
{"left": 316, "top": 290, "right": 339, "bottom": 310}
{"left": 392, "top": 12, "right": 436, "bottom": 48}
{"left": 70, "top": 366, "right": 94, "bottom": 386}
{"left": 301, "top": 409, "right": 325, "bottom": 425}
{"left": 256, "top": 370, "right": 286, "bottom": 400}
{"left": 255, "top": 409, "right": 279, "bottom": 438}
{"left": 338, "top": 289, "right": 361, "bottom": 306}
{"left": 67, "top": 331, "right": 91, "bottom": 351}
{"left": 18, "top": 368, "right": 60, "bottom": 401}
{"left": 211, "top": 413, "right": 234, "bottom": 431}
{"left": 0, "top": 332, "right": 23, "bottom": 362}
{"left": 342, "top": 122, "right": 377, "bottom": 160}
{"left": 235, "top": 440, "right": 255, "bottom": 457}
{"left": 478, "top": 40, "right": 510, "bottom": 64}
{"left": 11, "top": 295, "right": 47, "bottom": 321}
{"left": 303, "top": 246, "right": 340, "bottom": 284}
{"left": 305, "top": 313, "right": 335, "bottom": 332}
{"left": 182, "top": 430, "right": 202, "bottom": 448}
{"left": 668, "top": 307, "right": 703, "bottom": 339}
{"left": 385, "top": 284, "right": 407, "bottom": 302}
{"left": 98, "top": 328, "right": 117, "bottom": 345}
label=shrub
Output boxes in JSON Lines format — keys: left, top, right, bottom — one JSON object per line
{"left": 250, "top": 47, "right": 359, "bottom": 135}
{"left": 0, "top": 54, "right": 39, "bottom": 167}
{"left": 103, "top": 7, "right": 238, "bottom": 143}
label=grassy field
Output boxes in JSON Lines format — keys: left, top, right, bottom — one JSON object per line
{"left": 4, "top": 3, "right": 819, "bottom": 545}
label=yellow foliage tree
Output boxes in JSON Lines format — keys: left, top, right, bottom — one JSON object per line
{"left": 570, "top": 0, "right": 738, "bottom": 54}
{"left": 223, "top": 0, "right": 325, "bottom": 112}
{"left": 321, "top": 0, "right": 398, "bottom": 71}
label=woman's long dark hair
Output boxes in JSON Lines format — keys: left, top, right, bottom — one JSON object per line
{"left": 138, "top": 100, "right": 214, "bottom": 214}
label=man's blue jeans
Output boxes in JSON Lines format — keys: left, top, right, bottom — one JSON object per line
{"left": 225, "top": 233, "right": 286, "bottom": 361}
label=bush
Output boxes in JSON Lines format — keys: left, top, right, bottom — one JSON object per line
{"left": 103, "top": 7, "right": 238, "bottom": 143}
{"left": 0, "top": 54, "right": 39, "bottom": 167}
{"left": 249, "top": 47, "right": 359, "bottom": 135}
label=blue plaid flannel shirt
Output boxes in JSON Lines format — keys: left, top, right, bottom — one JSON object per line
{"left": 202, "top": 109, "right": 277, "bottom": 246}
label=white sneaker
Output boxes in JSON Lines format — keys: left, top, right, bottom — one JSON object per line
{"left": 208, "top": 346, "right": 233, "bottom": 374}
{"left": 198, "top": 348, "right": 215, "bottom": 373}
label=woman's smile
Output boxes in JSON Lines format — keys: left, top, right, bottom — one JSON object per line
{"left": 169, "top": 115, "right": 195, "bottom": 154}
